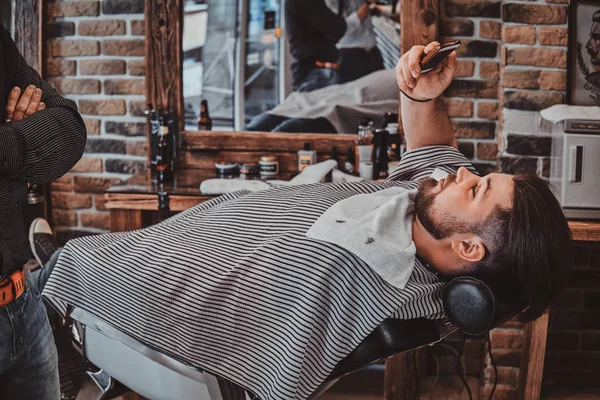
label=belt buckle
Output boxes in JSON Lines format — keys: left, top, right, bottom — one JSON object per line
{"left": 0, "top": 270, "right": 25, "bottom": 307}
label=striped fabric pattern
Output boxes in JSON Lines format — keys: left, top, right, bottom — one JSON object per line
{"left": 372, "top": 15, "right": 401, "bottom": 70}
{"left": 44, "top": 146, "right": 476, "bottom": 400}
{"left": 0, "top": 27, "right": 87, "bottom": 276}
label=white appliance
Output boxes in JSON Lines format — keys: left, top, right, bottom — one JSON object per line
{"left": 550, "top": 119, "right": 600, "bottom": 219}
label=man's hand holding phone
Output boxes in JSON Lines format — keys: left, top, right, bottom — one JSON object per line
{"left": 395, "top": 41, "right": 457, "bottom": 102}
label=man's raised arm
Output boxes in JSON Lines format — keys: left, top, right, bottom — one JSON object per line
{"left": 396, "top": 42, "right": 457, "bottom": 150}
{"left": 0, "top": 28, "right": 86, "bottom": 184}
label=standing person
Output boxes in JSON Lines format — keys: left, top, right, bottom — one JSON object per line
{"left": 326, "top": 0, "right": 384, "bottom": 83}
{"left": 285, "top": 0, "right": 347, "bottom": 92}
{"left": 0, "top": 26, "right": 87, "bottom": 399}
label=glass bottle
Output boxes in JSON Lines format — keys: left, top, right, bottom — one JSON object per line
{"left": 197, "top": 99, "right": 213, "bottom": 131}
{"left": 156, "top": 120, "right": 173, "bottom": 183}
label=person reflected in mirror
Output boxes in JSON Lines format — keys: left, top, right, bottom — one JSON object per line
{"left": 285, "top": 0, "right": 347, "bottom": 92}
{"left": 245, "top": 68, "right": 397, "bottom": 133}
{"left": 326, "top": 0, "right": 384, "bottom": 83}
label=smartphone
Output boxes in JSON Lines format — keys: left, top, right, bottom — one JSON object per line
{"left": 420, "top": 40, "right": 461, "bottom": 74}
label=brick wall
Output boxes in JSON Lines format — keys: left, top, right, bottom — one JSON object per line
{"left": 440, "top": 0, "right": 503, "bottom": 176}
{"left": 499, "top": 0, "right": 568, "bottom": 176}
{"left": 45, "top": 0, "right": 146, "bottom": 244}
{"left": 544, "top": 242, "right": 600, "bottom": 394}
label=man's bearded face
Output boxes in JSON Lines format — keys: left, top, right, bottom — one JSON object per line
{"left": 413, "top": 168, "right": 514, "bottom": 244}
{"left": 414, "top": 174, "right": 466, "bottom": 240}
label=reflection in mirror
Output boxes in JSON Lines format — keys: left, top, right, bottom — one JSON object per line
{"left": 182, "top": 0, "right": 400, "bottom": 133}
{"left": 183, "top": 0, "right": 289, "bottom": 131}
{"left": 183, "top": 0, "right": 235, "bottom": 129}
{"left": 241, "top": 0, "right": 288, "bottom": 127}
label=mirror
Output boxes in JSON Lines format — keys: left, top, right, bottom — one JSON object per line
{"left": 181, "top": 0, "right": 401, "bottom": 133}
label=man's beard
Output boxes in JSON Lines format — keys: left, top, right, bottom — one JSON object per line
{"left": 414, "top": 174, "right": 468, "bottom": 240}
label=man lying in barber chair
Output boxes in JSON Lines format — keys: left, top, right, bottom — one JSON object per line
{"left": 38, "top": 41, "right": 571, "bottom": 400}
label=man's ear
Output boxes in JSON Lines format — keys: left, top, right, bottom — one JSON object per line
{"left": 450, "top": 235, "right": 485, "bottom": 263}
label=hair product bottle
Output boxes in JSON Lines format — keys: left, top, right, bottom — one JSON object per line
{"left": 298, "top": 143, "right": 317, "bottom": 172}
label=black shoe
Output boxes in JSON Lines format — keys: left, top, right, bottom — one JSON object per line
{"left": 29, "top": 218, "right": 59, "bottom": 267}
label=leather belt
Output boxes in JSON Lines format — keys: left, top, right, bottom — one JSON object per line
{"left": 315, "top": 61, "right": 340, "bottom": 70}
{"left": 0, "top": 269, "right": 25, "bottom": 307}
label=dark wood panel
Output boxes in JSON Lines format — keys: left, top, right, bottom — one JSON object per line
{"left": 182, "top": 131, "right": 357, "bottom": 153}
{"left": 14, "top": 0, "right": 43, "bottom": 74}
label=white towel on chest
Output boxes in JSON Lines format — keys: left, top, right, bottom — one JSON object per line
{"left": 306, "top": 186, "right": 417, "bottom": 289}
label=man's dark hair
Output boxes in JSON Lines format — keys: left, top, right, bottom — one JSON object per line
{"left": 470, "top": 173, "right": 572, "bottom": 322}
{"left": 593, "top": 10, "right": 600, "bottom": 23}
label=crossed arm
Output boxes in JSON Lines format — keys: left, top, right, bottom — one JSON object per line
{"left": 0, "top": 27, "right": 87, "bottom": 184}
{"left": 0, "top": 27, "right": 86, "bottom": 222}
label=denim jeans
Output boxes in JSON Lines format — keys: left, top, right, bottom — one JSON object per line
{"left": 296, "top": 68, "right": 340, "bottom": 93}
{"left": 0, "top": 262, "right": 60, "bottom": 399}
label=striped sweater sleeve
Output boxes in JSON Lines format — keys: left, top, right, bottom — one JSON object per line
{"left": 0, "top": 27, "right": 86, "bottom": 183}
{"left": 387, "top": 145, "right": 479, "bottom": 182}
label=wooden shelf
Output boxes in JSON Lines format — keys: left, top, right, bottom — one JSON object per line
{"left": 181, "top": 131, "right": 357, "bottom": 152}
{"left": 569, "top": 221, "right": 600, "bottom": 242}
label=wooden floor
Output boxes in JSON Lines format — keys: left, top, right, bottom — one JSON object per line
{"left": 544, "top": 389, "right": 600, "bottom": 400}
{"left": 321, "top": 370, "right": 480, "bottom": 400}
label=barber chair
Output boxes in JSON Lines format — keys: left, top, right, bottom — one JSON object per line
{"left": 53, "top": 276, "right": 520, "bottom": 400}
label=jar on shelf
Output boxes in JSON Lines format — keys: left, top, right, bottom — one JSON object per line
{"left": 215, "top": 162, "right": 239, "bottom": 179}
{"left": 259, "top": 156, "right": 279, "bottom": 180}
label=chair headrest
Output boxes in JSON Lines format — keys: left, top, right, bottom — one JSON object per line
{"left": 442, "top": 277, "right": 521, "bottom": 336}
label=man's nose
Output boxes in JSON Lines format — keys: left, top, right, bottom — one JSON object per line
{"left": 456, "top": 167, "right": 469, "bottom": 183}
{"left": 456, "top": 167, "right": 477, "bottom": 185}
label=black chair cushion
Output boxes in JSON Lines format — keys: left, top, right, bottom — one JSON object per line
{"left": 443, "top": 277, "right": 521, "bottom": 336}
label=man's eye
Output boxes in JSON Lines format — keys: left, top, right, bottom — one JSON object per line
{"left": 471, "top": 184, "right": 478, "bottom": 198}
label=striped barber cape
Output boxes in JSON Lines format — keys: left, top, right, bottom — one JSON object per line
{"left": 44, "top": 146, "right": 477, "bottom": 400}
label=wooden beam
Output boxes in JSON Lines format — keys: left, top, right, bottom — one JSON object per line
{"left": 182, "top": 131, "right": 357, "bottom": 153}
{"left": 400, "top": 0, "right": 439, "bottom": 55}
{"left": 13, "top": 0, "right": 43, "bottom": 74}
{"left": 569, "top": 221, "right": 600, "bottom": 242}
{"left": 145, "top": 0, "right": 182, "bottom": 113}
{"left": 398, "top": 0, "right": 439, "bottom": 137}
{"left": 518, "top": 313, "right": 549, "bottom": 400}
{"left": 145, "top": 0, "right": 183, "bottom": 165}
{"left": 385, "top": 351, "right": 419, "bottom": 400}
